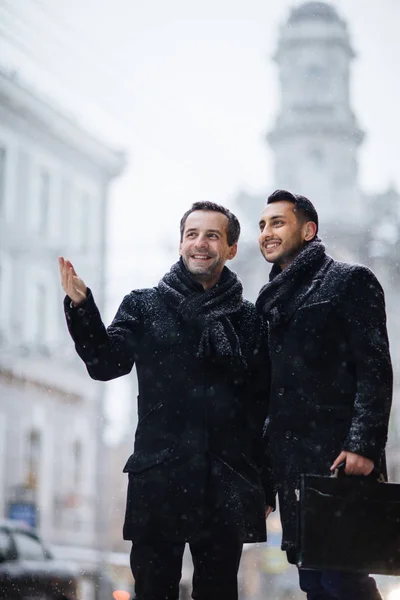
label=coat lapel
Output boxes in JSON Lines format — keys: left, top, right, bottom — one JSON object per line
{"left": 281, "top": 257, "right": 333, "bottom": 324}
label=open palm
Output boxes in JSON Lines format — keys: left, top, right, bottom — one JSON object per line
{"left": 58, "top": 257, "right": 87, "bottom": 306}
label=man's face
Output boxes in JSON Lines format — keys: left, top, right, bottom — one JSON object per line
{"left": 179, "top": 210, "right": 237, "bottom": 287}
{"left": 258, "top": 201, "right": 313, "bottom": 268}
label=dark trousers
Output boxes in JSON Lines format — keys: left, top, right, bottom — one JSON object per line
{"left": 298, "top": 568, "right": 383, "bottom": 600}
{"left": 130, "top": 530, "right": 243, "bottom": 600}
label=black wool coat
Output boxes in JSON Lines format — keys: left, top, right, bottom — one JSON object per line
{"left": 64, "top": 286, "right": 273, "bottom": 544}
{"left": 258, "top": 257, "right": 392, "bottom": 554}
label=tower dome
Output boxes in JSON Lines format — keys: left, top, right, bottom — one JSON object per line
{"left": 288, "top": 2, "right": 341, "bottom": 24}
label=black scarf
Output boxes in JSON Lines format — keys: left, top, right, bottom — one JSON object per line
{"left": 255, "top": 238, "right": 327, "bottom": 323}
{"left": 158, "top": 258, "right": 245, "bottom": 363}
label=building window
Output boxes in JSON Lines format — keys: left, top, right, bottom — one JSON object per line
{"left": 302, "top": 64, "right": 331, "bottom": 106}
{"left": 0, "top": 264, "right": 2, "bottom": 340}
{"left": 0, "top": 253, "right": 12, "bottom": 344}
{"left": 60, "top": 178, "right": 71, "bottom": 243}
{"left": 73, "top": 440, "right": 82, "bottom": 488}
{"left": 75, "top": 192, "right": 90, "bottom": 251}
{"left": 0, "top": 146, "right": 6, "bottom": 215}
{"left": 26, "top": 429, "right": 41, "bottom": 491}
{"left": 38, "top": 170, "right": 50, "bottom": 235}
{"left": 0, "top": 415, "right": 6, "bottom": 518}
{"left": 33, "top": 283, "right": 46, "bottom": 346}
{"left": 306, "top": 64, "right": 326, "bottom": 80}
{"left": 0, "top": 263, "right": 4, "bottom": 345}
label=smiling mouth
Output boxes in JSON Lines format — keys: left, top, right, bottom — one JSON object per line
{"left": 264, "top": 241, "right": 281, "bottom": 251}
{"left": 191, "top": 255, "right": 212, "bottom": 260}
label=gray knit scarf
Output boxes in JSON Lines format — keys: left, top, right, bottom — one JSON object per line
{"left": 256, "top": 238, "right": 327, "bottom": 323}
{"left": 158, "top": 258, "right": 245, "bottom": 363}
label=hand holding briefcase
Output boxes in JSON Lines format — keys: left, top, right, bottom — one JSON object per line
{"left": 296, "top": 466, "right": 400, "bottom": 575}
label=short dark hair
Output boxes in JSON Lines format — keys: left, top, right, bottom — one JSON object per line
{"left": 267, "top": 189, "right": 319, "bottom": 234}
{"left": 180, "top": 201, "right": 241, "bottom": 246}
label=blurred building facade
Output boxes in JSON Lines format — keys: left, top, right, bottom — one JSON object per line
{"left": 234, "top": 3, "right": 400, "bottom": 597}
{"left": 0, "top": 66, "right": 124, "bottom": 554}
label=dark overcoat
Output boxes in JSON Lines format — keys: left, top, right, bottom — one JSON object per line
{"left": 64, "top": 286, "right": 273, "bottom": 543}
{"left": 261, "top": 257, "right": 392, "bottom": 555}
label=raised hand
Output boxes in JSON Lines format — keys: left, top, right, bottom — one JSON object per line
{"left": 58, "top": 257, "right": 88, "bottom": 307}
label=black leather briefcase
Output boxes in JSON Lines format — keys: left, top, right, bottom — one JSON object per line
{"left": 296, "top": 468, "right": 400, "bottom": 575}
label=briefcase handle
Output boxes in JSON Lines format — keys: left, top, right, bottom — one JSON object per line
{"left": 331, "top": 462, "right": 386, "bottom": 483}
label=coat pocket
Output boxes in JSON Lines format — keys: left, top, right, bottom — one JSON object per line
{"left": 297, "top": 300, "right": 332, "bottom": 312}
{"left": 123, "top": 447, "right": 173, "bottom": 474}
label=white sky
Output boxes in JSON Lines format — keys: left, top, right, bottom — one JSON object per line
{"left": 1, "top": 0, "right": 400, "bottom": 441}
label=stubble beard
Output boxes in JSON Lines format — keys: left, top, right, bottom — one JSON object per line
{"left": 275, "top": 243, "right": 305, "bottom": 269}
{"left": 261, "top": 239, "right": 305, "bottom": 269}
{"left": 183, "top": 255, "right": 222, "bottom": 283}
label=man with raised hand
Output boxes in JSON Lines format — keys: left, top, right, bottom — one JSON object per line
{"left": 59, "top": 201, "right": 274, "bottom": 600}
{"left": 256, "top": 189, "right": 392, "bottom": 600}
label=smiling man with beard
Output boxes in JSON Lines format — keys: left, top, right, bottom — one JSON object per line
{"left": 256, "top": 189, "right": 392, "bottom": 600}
{"left": 59, "top": 201, "right": 274, "bottom": 600}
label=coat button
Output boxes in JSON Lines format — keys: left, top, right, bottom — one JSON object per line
{"left": 278, "top": 387, "right": 285, "bottom": 396}
{"left": 285, "top": 430, "right": 292, "bottom": 440}
{"left": 275, "top": 345, "right": 282, "bottom": 354}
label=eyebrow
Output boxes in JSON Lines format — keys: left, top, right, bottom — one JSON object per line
{"left": 258, "top": 214, "right": 286, "bottom": 226}
{"left": 185, "top": 228, "right": 222, "bottom": 235}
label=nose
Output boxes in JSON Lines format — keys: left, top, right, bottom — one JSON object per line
{"left": 194, "top": 234, "right": 208, "bottom": 249}
{"left": 259, "top": 223, "right": 271, "bottom": 241}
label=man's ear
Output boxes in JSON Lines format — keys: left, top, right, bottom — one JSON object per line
{"left": 178, "top": 241, "right": 182, "bottom": 256}
{"left": 227, "top": 243, "right": 238, "bottom": 261}
{"left": 304, "top": 222, "right": 317, "bottom": 242}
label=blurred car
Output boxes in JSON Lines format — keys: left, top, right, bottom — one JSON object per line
{"left": 0, "top": 519, "right": 78, "bottom": 600}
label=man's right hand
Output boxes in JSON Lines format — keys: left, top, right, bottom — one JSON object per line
{"left": 331, "top": 450, "right": 374, "bottom": 476}
{"left": 59, "top": 257, "right": 88, "bottom": 307}
{"left": 266, "top": 505, "right": 274, "bottom": 519}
